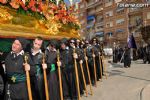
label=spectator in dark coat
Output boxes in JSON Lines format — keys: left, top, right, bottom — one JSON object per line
{"left": 123, "top": 46, "right": 131, "bottom": 68}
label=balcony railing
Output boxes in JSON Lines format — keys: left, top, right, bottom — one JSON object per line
{"left": 95, "top": 22, "right": 104, "bottom": 26}
{"left": 87, "top": 2, "right": 94, "bottom": 7}
{"left": 86, "top": 0, "right": 103, "bottom": 9}
{"left": 105, "top": 2, "right": 113, "bottom": 7}
{"left": 129, "top": 8, "right": 142, "bottom": 12}
{"left": 95, "top": 28, "right": 104, "bottom": 31}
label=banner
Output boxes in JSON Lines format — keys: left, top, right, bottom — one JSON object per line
{"left": 127, "top": 33, "right": 137, "bottom": 49}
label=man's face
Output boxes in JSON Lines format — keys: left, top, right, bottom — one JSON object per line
{"left": 12, "top": 40, "right": 22, "bottom": 53}
{"left": 49, "top": 45, "right": 55, "bottom": 51}
{"left": 61, "top": 43, "right": 66, "bottom": 49}
{"left": 33, "top": 39, "right": 43, "bottom": 50}
{"left": 70, "top": 42, "right": 75, "bottom": 47}
{"left": 93, "top": 40, "right": 96, "bottom": 44}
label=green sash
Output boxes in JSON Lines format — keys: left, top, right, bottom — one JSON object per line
{"left": 50, "top": 64, "right": 56, "bottom": 72}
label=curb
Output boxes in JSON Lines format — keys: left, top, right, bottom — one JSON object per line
{"left": 140, "top": 84, "right": 150, "bottom": 100}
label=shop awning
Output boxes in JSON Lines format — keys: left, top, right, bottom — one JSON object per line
{"left": 106, "top": 32, "right": 113, "bottom": 36}
{"left": 95, "top": 32, "right": 104, "bottom": 36}
{"left": 116, "top": 29, "right": 125, "bottom": 33}
{"left": 87, "top": 15, "right": 95, "bottom": 21}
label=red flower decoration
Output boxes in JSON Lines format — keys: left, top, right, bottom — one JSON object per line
{"left": 9, "top": 0, "right": 20, "bottom": 9}
{"left": 20, "top": 1, "right": 27, "bottom": 10}
{"left": 0, "top": 0, "right": 7, "bottom": 4}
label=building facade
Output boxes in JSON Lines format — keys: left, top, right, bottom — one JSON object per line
{"left": 78, "top": 0, "right": 150, "bottom": 47}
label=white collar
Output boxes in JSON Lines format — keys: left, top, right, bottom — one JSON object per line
{"left": 47, "top": 47, "right": 56, "bottom": 52}
{"left": 31, "top": 49, "right": 42, "bottom": 56}
{"left": 11, "top": 50, "right": 24, "bottom": 56}
{"left": 66, "top": 46, "right": 69, "bottom": 50}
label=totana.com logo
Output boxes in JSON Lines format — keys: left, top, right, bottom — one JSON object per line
{"left": 117, "top": 3, "right": 149, "bottom": 8}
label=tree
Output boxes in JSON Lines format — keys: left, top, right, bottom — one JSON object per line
{"left": 141, "top": 25, "right": 150, "bottom": 43}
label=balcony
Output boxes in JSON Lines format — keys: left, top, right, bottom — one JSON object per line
{"left": 129, "top": 8, "right": 142, "bottom": 13}
{"left": 80, "top": 4, "right": 85, "bottom": 9}
{"left": 95, "top": 21, "right": 104, "bottom": 26}
{"left": 95, "top": 27, "right": 104, "bottom": 32}
{"left": 116, "top": 8, "right": 125, "bottom": 15}
{"left": 86, "top": 0, "right": 103, "bottom": 9}
{"left": 115, "top": 0, "right": 122, "bottom": 3}
{"left": 106, "top": 22, "right": 113, "bottom": 28}
{"left": 95, "top": 31, "right": 104, "bottom": 37}
{"left": 87, "top": 1, "right": 94, "bottom": 7}
{"left": 105, "top": 11, "right": 113, "bottom": 18}
{"left": 116, "top": 33, "right": 126, "bottom": 40}
{"left": 105, "top": 2, "right": 113, "bottom": 7}
{"left": 87, "top": 8, "right": 95, "bottom": 15}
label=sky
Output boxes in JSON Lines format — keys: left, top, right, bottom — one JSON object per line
{"left": 64, "top": 0, "right": 81, "bottom": 6}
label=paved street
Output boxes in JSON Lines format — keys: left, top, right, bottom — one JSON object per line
{"left": 81, "top": 59, "right": 150, "bottom": 100}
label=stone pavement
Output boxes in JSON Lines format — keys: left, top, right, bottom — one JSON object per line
{"left": 141, "top": 84, "right": 150, "bottom": 100}
{"left": 81, "top": 59, "right": 150, "bottom": 100}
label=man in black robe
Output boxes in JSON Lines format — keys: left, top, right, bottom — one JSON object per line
{"left": 59, "top": 38, "right": 72, "bottom": 99}
{"left": 45, "top": 39, "right": 60, "bottom": 100}
{"left": 29, "top": 37, "right": 45, "bottom": 100}
{"left": 84, "top": 40, "right": 95, "bottom": 85}
{"left": 0, "top": 51, "right": 8, "bottom": 100}
{"left": 147, "top": 43, "right": 150, "bottom": 64}
{"left": 123, "top": 46, "right": 131, "bottom": 68}
{"left": 75, "top": 39, "right": 85, "bottom": 95}
{"left": 4, "top": 37, "right": 36, "bottom": 100}
{"left": 91, "top": 38, "right": 102, "bottom": 81}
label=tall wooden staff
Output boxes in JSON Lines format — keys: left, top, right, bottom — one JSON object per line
{"left": 101, "top": 54, "right": 107, "bottom": 79}
{"left": 98, "top": 52, "right": 103, "bottom": 81}
{"left": 57, "top": 49, "right": 64, "bottom": 100}
{"left": 73, "top": 49, "right": 80, "bottom": 100}
{"left": 42, "top": 53, "right": 50, "bottom": 100}
{"left": 92, "top": 49, "right": 97, "bottom": 87}
{"left": 84, "top": 49, "right": 93, "bottom": 95}
{"left": 24, "top": 54, "right": 32, "bottom": 100}
{"left": 79, "top": 60, "right": 88, "bottom": 97}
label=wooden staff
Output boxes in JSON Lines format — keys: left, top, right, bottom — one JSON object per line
{"left": 101, "top": 54, "right": 107, "bottom": 79}
{"left": 42, "top": 53, "right": 50, "bottom": 100}
{"left": 73, "top": 49, "right": 80, "bottom": 100}
{"left": 57, "top": 49, "right": 64, "bottom": 100}
{"left": 84, "top": 49, "right": 93, "bottom": 95}
{"left": 92, "top": 49, "right": 97, "bottom": 87}
{"left": 79, "top": 60, "right": 88, "bottom": 97}
{"left": 99, "top": 52, "right": 103, "bottom": 81}
{"left": 46, "top": 0, "right": 49, "bottom": 5}
{"left": 24, "top": 54, "right": 32, "bottom": 100}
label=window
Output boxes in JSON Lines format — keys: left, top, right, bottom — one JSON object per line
{"left": 87, "top": 9, "right": 95, "bottom": 15}
{"left": 80, "top": 20, "right": 85, "bottom": 24}
{"left": 147, "top": 12, "right": 150, "bottom": 19}
{"left": 105, "top": 0, "right": 113, "bottom": 7}
{"left": 106, "top": 21, "right": 113, "bottom": 28}
{"left": 129, "top": 8, "right": 141, "bottom": 12}
{"left": 80, "top": 4, "right": 84, "bottom": 9}
{"left": 135, "top": 17, "right": 142, "bottom": 26}
{"left": 116, "top": 8, "right": 124, "bottom": 14}
{"left": 96, "top": 15, "right": 103, "bottom": 23}
{"left": 80, "top": 13, "right": 83, "bottom": 17}
{"left": 96, "top": 6, "right": 103, "bottom": 12}
{"left": 115, "top": 0, "right": 122, "bottom": 3}
{"left": 146, "top": 0, "right": 150, "bottom": 4}
{"left": 116, "top": 18, "right": 125, "bottom": 25}
{"left": 105, "top": 11, "right": 113, "bottom": 17}
{"left": 96, "top": 25, "right": 104, "bottom": 30}
{"left": 105, "top": 0, "right": 113, "bottom": 3}
{"left": 87, "top": 20, "right": 94, "bottom": 25}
